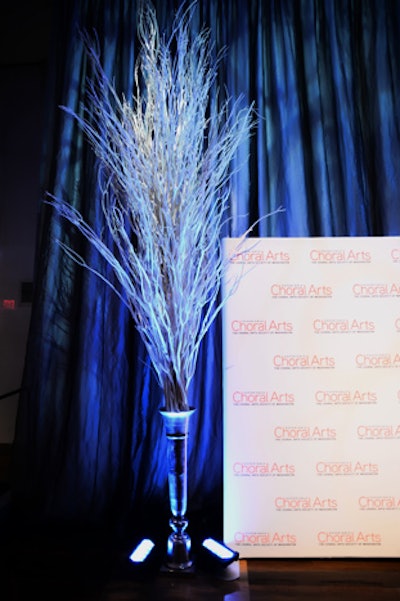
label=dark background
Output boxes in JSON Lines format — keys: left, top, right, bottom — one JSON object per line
{"left": 0, "top": 1, "right": 53, "bottom": 443}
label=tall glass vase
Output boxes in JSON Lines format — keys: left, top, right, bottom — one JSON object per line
{"left": 160, "top": 407, "right": 195, "bottom": 571}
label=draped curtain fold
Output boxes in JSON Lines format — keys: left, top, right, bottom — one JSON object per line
{"left": 11, "top": 0, "right": 400, "bottom": 541}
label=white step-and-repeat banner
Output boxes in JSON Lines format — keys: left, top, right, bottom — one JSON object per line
{"left": 222, "top": 237, "right": 400, "bottom": 558}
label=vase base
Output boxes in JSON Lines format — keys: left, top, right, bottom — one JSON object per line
{"left": 164, "top": 531, "right": 193, "bottom": 572}
{"left": 163, "top": 561, "right": 194, "bottom": 572}
{"left": 160, "top": 562, "right": 195, "bottom": 575}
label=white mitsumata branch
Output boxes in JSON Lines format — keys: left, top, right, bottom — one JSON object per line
{"left": 47, "top": 0, "right": 257, "bottom": 412}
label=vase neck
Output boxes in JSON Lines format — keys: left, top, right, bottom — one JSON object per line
{"left": 159, "top": 408, "right": 195, "bottom": 437}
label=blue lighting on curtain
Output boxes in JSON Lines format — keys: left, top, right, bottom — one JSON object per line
{"left": 11, "top": 0, "right": 400, "bottom": 542}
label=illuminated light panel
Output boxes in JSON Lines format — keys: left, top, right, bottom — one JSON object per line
{"left": 202, "top": 538, "right": 237, "bottom": 561}
{"left": 129, "top": 538, "right": 155, "bottom": 563}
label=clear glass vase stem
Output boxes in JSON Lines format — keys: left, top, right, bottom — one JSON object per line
{"left": 160, "top": 408, "right": 195, "bottom": 571}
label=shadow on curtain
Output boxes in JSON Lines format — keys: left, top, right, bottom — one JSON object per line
{"left": 10, "top": 0, "right": 400, "bottom": 545}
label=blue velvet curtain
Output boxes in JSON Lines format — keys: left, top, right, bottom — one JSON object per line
{"left": 11, "top": 0, "right": 400, "bottom": 544}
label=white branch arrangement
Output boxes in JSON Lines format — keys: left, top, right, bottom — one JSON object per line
{"left": 47, "top": 0, "right": 258, "bottom": 412}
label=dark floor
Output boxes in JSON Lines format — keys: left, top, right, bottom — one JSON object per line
{"left": 1, "top": 445, "right": 399, "bottom": 601}
{"left": 2, "top": 551, "right": 400, "bottom": 600}
{"left": 1, "top": 500, "right": 399, "bottom": 601}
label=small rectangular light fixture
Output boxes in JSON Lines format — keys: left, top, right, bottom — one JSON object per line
{"left": 129, "top": 538, "right": 155, "bottom": 563}
{"left": 202, "top": 538, "right": 237, "bottom": 562}
{"left": 198, "top": 537, "right": 240, "bottom": 580}
{"left": 123, "top": 538, "right": 162, "bottom": 578}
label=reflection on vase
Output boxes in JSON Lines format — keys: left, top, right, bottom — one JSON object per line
{"left": 160, "top": 407, "right": 195, "bottom": 571}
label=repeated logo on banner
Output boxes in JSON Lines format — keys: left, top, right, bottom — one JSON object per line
{"left": 222, "top": 237, "right": 400, "bottom": 558}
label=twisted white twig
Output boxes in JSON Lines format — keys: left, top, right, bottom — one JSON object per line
{"left": 47, "top": 1, "right": 258, "bottom": 411}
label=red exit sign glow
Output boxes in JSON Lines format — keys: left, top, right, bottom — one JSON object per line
{"left": 2, "top": 299, "right": 16, "bottom": 310}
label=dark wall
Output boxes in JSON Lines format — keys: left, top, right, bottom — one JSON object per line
{"left": 0, "top": 2, "right": 52, "bottom": 441}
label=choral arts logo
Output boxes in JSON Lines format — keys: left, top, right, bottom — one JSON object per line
{"left": 357, "top": 424, "right": 400, "bottom": 439}
{"left": 231, "top": 319, "right": 293, "bottom": 334}
{"left": 233, "top": 461, "right": 295, "bottom": 477}
{"left": 275, "top": 496, "right": 337, "bottom": 511}
{"left": 310, "top": 248, "right": 371, "bottom": 263}
{"left": 353, "top": 282, "right": 400, "bottom": 297}
{"left": 316, "top": 461, "right": 379, "bottom": 476}
{"left": 391, "top": 248, "right": 400, "bottom": 263}
{"left": 230, "top": 249, "right": 290, "bottom": 264}
{"left": 359, "top": 496, "right": 400, "bottom": 510}
{"left": 355, "top": 353, "right": 400, "bottom": 368}
{"left": 313, "top": 318, "right": 375, "bottom": 334}
{"left": 270, "top": 283, "right": 332, "bottom": 298}
{"left": 274, "top": 425, "right": 336, "bottom": 441}
{"left": 315, "top": 389, "right": 377, "bottom": 405}
{"left": 232, "top": 390, "right": 295, "bottom": 406}
{"left": 317, "top": 531, "right": 381, "bottom": 546}
{"left": 234, "top": 531, "right": 297, "bottom": 547}
{"left": 274, "top": 354, "right": 335, "bottom": 369}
